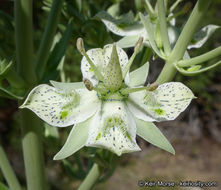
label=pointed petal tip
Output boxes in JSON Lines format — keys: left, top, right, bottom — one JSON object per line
{"left": 53, "top": 154, "right": 64, "bottom": 161}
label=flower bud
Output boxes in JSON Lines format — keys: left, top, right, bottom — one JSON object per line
{"left": 148, "top": 82, "right": 159, "bottom": 91}
{"left": 76, "top": 38, "right": 85, "bottom": 55}
{"left": 134, "top": 37, "right": 144, "bottom": 52}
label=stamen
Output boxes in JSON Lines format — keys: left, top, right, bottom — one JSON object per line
{"left": 83, "top": 78, "right": 107, "bottom": 94}
{"left": 77, "top": 38, "right": 104, "bottom": 81}
{"left": 122, "top": 37, "right": 143, "bottom": 79}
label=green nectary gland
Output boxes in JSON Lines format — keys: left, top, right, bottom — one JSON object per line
{"left": 96, "top": 81, "right": 128, "bottom": 102}
{"left": 95, "top": 116, "right": 132, "bottom": 142}
{"left": 59, "top": 91, "right": 80, "bottom": 119}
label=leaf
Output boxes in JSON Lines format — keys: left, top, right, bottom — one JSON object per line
{"left": 129, "top": 62, "right": 149, "bottom": 87}
{"left": 0, "top": 182, "right": 9, "bottom": 190}
{"left": 174, "top": 60, "right": 221, "bottom": 76}
{"left": 0, "top": 59, "right": 13, "bottom": 77}
{"left": 0, "top": 84, "right": 24, "bottom": 100}
{"left": 54, "top": 118, "right": 91, "bottom": 160}
{"left": 139, "top": 13, "right": 165, "bottom": 59}
{"left": 41, "top": 19, "right": 73, "bottom": 82}
{"left": 188, "top": 25, "right": 220, "bottom": 49}
{"left": 135, "top": 117, "right": 175, "bottom": 154}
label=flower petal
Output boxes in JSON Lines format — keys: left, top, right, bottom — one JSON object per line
{"left": 81, "top": 44, "right": 129, "bottom": 85}
{"left": 117, "top": 35, "right": 141, "bottom": 48}
{"left": 134, "top": 116, "right": 175, "bottom": 154}
{"left": 20, "top": 84, "right": 100, "bottom": 127}
{"left": 129, "top": 62, "right": 149, "bottom": 87}
{"left": 188, "top": 25, "right": 220, "bottom": 49}
{"left": 86, "top": 101, "right": 141, "bottom": 156}
{"left": 50, "top": 80, "right": 85, "bottom": 90}
{"left": 54, "top": 118, "right": 92, "bottom": 160}
{"left": 127, "top": 82, "right": 195, "bottom": 121}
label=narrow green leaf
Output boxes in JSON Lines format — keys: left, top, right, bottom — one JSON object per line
{"left": 135, "top": 117, "right": 175, "bottom": 154}
{"left": 129, "top": 62, "right": 149, "bottom": 87}
{"left": 0, "top": 59, "right": 13, "bottom": 77}
{"left": 0, "top": 85, "right": 24, "bottom": 100}
{"left": 42, "top": 19, "right": 73, "bottom": 82}
{"left": 54, "top": 118, "right": 91, "bottom": 160}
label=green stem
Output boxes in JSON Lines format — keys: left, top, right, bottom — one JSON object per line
{"left": 170, "top": 0, "right": 182, "bottom": 12}
{"left": 177, "top": 46, "right": 221, "bottom": 67}
{"left": 144, "top": 0, "right": 156, "bottom": 20}
{"left": 15, "top": 0, "right": 37, "bottom": 85}
{"left": 78, "top": 164, "right": 100, "bottom": 190}
{"left": 35, "top": 0, "right": 64, "bottom": 80}
{"left": 19, "top": 109, "right": 46, "bottom": 190}
{"left": 0, "top": 145, "right": 21, "bottom": 190}
{"left": 156, "top": 0, "right": 211, "bottom": 84}
{"left": 15, "top": 1, "right": 47, "bottom": 190}
{"left": 157, "top": 0, "right": 171, "bottom": 55}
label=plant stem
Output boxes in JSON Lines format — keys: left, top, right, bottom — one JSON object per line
{"left": 157, "top": 0, "right": 171, "bottom": 55}
{"left": 156, "top": 0, "right": 211, "bottom": 84}
{"left": 177, "top": 46, "right": 221, "bottom": 67}
{"left": 0, "top": 145, "right": 21, "bottom": 190}
{"left": 20, "top": 109, "right": 46, "bottom": 190}
{"left": 144, "top": 0, "right": 156, "bottom": 20}
{"left": 14, "top": 0, "right": 37, "bottom": 86}
{"left": 35, "top": 0, "right": 64, "bottom": 80}
{"left": 78, "top": 164, "right": 100, "bottom": 190}
{"left": 15, "top": 0, "right": 47, "bottom": 190}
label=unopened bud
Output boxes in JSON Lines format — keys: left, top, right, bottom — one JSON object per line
{"left": 134, "top": 37, "right": 143, "bottom": 52}
{"left": 83, "top": 78, "right": 93, "bottom": 91}
{"left": 148, "top": 82, "right": 159, "bottom": 91}
{"left": 182, "top": 2, "right": 192, "bottom": 14}
{"left": 77, "top": 38, "right": 85, "bottom": 55}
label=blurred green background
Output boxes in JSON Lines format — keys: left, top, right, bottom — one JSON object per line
{"left": 0, "top": 0, "right": 221, "bottom": 189}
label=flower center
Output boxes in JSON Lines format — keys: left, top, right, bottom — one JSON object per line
{"left": 95, "top": 81, "right": 128, "bottom": 101}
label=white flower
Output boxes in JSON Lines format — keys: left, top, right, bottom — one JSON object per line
{"left": 98, "top": 12, "right": 219, "bottom": 51}
{"left": 20, "top": 39, "right": 195, "bottom": 159}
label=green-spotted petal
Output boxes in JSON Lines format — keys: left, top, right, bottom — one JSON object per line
{"left": 81, "top": 44, "right": 130, "bottom": 85}
{"left": 127, "top": 82, "right": 195, "bottom": 122}
{"left": 86, "top": 101, "right": 141, "bottom": 156}
{"left": 20, "top": 84, "right": 100, "bottom": 127}
{"left": 54, "top": 118, "right": 92, "bottom": 160}
{"left": 129, "top": 62, "right": 149, "bottom": 87}
{"left": 188, "top": 25, "right": 220, "bottom": 49}
{"left": 134, "top": 117, "right": 175, "bottom": 154}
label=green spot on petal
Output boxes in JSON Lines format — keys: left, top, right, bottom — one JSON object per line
{"left": 60, "top": 111, "right": 68, "bottom": 119}
{"left": 154, "top": 108, "right": 165, "bottom": 115}
{"left": 96, "top": 132, "right": 101, "bottom": 140}
{"left": 89, "top": 67, "right": 93, "bottom": 72}
{"left": 125, "top": 131, "right": 132, "bottom": 142}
